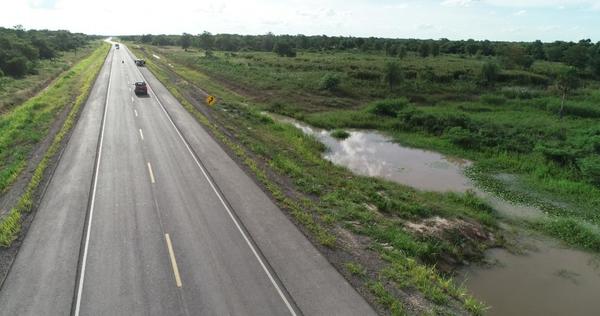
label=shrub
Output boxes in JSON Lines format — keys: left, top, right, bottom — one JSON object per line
{"left": 537, "top": 217, "right": 600, "bottom": 251}
{"left": 535, "top": 143, "right": 580, "bottom": 165}
{"left": 546, "top": 102, "right": 600, "bottom": 118}
{"left": 367, "top": 98, "right": 409, "bottom": 117}
{"left": 331, "top": 129, "right": 350, "bottom": 139}
{"left": 383, "top": 61, "right": 402, "bottom": 91}
{"left": 349, "top": 70, "right": 381, "bottom": 81}
{"left": 480, "top": 62, "right": 499, "bottom": 86}
{"left": 480, "top": 94, "right": 506, "bottom": 105}
{"left": 319, "top": 74, "right": 341, "bottom": 91}
{"left": 446, "top": 126, "right": 479, "bottom": 148}
{"left": 498, "top": 70, "right": 550, "bottom": 85}
{"left": 273, "top": 41, "right": 297, "bottom": 57}
{"left": 4, "top": 56, "right": 28, "bottom": 77}
{"left": 578, "top": 156, "right": 600, "bottom": 185}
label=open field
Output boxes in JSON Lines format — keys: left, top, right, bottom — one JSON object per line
{"left": 137, "top": 45, "right": 600, "bottom": 254}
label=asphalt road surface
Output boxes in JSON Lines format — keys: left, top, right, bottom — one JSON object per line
{"left": 0, "top": 44, "right": 377, "bottom": 315}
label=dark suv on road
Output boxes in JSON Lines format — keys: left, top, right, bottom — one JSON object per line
{"left": 134, "top": 81, "right": 148, "bottom": 95}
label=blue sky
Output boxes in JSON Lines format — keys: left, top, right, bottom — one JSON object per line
{"left": 2, "top": 0, "right": 600, "bottom": 41}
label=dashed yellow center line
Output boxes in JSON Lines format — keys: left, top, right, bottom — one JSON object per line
{"left": 147, "top": 162, "right": 155, "bottom": 183}
{"left": 165, "top": 233, "right": 182, "bottom": 288}
{"left": 139, "top": 128, "right": 144, "bottom": 140}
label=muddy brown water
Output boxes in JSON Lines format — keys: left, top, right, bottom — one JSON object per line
{"left": 273, "top": 115, "right": 472, "bottom": 192}
{"left": 270, "top": 114, "right": 600, "bottom": 315}
{"left": 458, "top": 234, "right": 600, "bottom": 316}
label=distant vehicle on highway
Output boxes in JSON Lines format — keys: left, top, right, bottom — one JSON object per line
{"left": 134, "top": 81, "right": 148, "bottom": 95}
{"left": 115, "top": 43, "right": 120, "bottom": 49}
{"left": 135, "top": 59, "right": 146, "bottom": 66}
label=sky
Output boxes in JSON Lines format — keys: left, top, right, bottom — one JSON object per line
{"left": 1, "top": 0, "right": 600, "bottom": 42}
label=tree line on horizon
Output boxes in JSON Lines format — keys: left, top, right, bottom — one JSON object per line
{"left": 120, "top": 32, "right": 600, "bottom": 76}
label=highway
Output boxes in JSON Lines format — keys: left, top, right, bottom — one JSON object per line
{"left": 0, "top": 44, "right": 376, "bottom": 315}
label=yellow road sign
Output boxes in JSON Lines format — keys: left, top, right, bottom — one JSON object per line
{"left": 206, "top": 95, "right": 217, "bottom": 106}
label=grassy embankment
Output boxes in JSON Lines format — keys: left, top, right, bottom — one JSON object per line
{"left": 142, "top": 46, "right": 600, "bottom": 254}
{"left": 0, "top": 45, "right": 99, "bottom": 113}
{"left": 0, "top": 42, "right": 110, "bottom": 246}
{"left": 130, "top": 45, "right": 498, "bottom": 314}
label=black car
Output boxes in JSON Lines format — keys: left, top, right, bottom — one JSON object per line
{"left": 134, "top": 81, "right": 148, "bottom": 95}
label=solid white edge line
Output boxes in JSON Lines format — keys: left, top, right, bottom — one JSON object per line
{"left": 74, "top": 50, "right": 113, "bottom": 316}
{"left": 139, "top": 128, "right": 144, "bottom": 140}
{"left": 126, "top": 47, "right": 295, "bottom": 315}
{"left": 147, "top": 162, "right": 155, "bottom": 183}
{"left": 165, "top": 234, "right": 183, "bottom": 288}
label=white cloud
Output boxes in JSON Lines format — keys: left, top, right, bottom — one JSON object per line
{"left": 0, "top": 0, "right": 598, "bottom": 41}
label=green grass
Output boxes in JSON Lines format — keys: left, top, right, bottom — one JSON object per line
{"left": 368, "top": 281, "right": 407, "bottom": 316}
{"left": 0, "top": 42, "right": 110, "bottom": 246}
{"left": 0, "top": 44, "right": 100, "bottom": 112}
{"left": 0, "top": 42, "right": 106, "bottom": 193}
{"left": 534, "top": 217, "right": 600, "bottom": 252}
{"left": 345, "top": 262, "right": 367, "bottom": 278}
{"left": 149, "top": 43, "right": 600, "bottom": 251}
{"left": 131, "top": 44, "right": 493, "bottom": 314}
{"left": 331, "top": 129, "right": 350, "bottom": 139}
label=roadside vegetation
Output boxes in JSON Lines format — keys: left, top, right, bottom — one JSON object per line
{"left": 127, "top": 33, "right": 600, "bottom": 314}
{"left": 0, "top": 26, "right": 97, "bottom": 111}
{"left": 125, "top": 34, "right": 600, "bottom": 255}
{"left": 0, "top": 41, "right": 109, "bottom": 246}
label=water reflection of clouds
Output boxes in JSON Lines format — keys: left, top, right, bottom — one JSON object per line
{"left": 276, "top": 114, "right": 472, "bottom": 192}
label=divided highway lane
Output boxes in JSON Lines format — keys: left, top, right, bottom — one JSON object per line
{"left": 0, "top": 44, "right": 377, "bottom": 316}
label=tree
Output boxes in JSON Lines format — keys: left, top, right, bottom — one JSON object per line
{"left": 180, "top": 33, "right": 192, "bottom": 51}
{"left": 273, "top": 41, "right": 296, "bottom": 57}
{"left": 140, "top": 34, "right": 153, "bottom": 43}
{"left": 31, "top": 36, "right": 55, "bottom": 59}
{"left": 431, "top": 42, "right": 440, "bottom": 57}
{"left": 383, "top": 61, "right": 402, "bottom": 91}
{"left": 398, "top": 45, "right": 407, "bottom": 59}
{"left": 529, "top": 40, "right": 546, "bottom": 60}
{"left": 262, "top": 32, "right": 275, "bottom": 51}
{"left": 418, "top": 42, "right": 430, "bottom": 58}
{"left": 465, "top": 39, "right": 478, "bottom": 55}
{"left": 4, "top": 56, "right": 28, "bottom": 77}
{"left": 198, "top": 31, "right": 213, "bottom": 50}
{"left": 499, "top": 44, "right": 532, "bottom": 69}
{"left": 556, "top": 67, "right": 580, "bottom": 119}
{"left": 564, "top": 45, "right": 589, "bottom": 69}
{"left": 546, "top": 43, "right": 566, "bottom": 61}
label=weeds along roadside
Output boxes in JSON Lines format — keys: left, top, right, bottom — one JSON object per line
{"left": 131, "top": 45, "right": 493, "bottom": 315}
{"left": 0, "top": 43, "right": 111, "bottom": 246}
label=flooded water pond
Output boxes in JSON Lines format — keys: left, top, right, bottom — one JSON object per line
{"left": 272, "top": 114, "right": 472, "bottom": 192}
{"left": 269, "top": 113, "right": 598, "bottom": 315}
{"left": 459, "top": 233, "right": 600, "bottom": 316}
